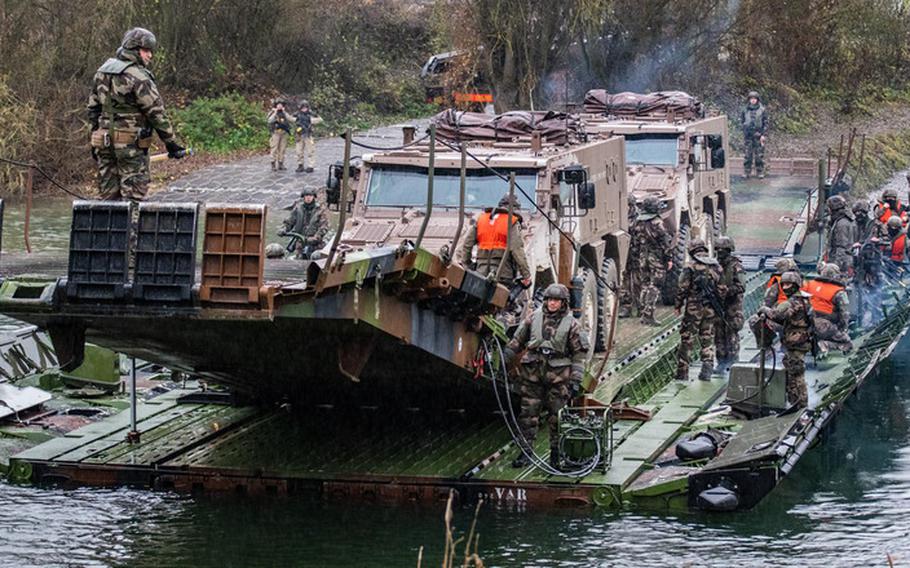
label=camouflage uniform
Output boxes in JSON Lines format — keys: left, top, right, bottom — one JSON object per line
{"left": 825, "top": 195, "right": 855, "bottom": 274}
{"left": 620, "top": 198, "right": 672, "bottom": 325}
{"left": 87, "top": 28, "right": 180, "bottom": 201}
{"left": 280, "top": 189, "right": 330, "bottom": 258}
{"left": 459, "top": 199, "right": 531, "bottom": 285}
{"left": 806, "top": 264, "right": 852, "bottom": 353}
{"left": 505, "top": 284, "right": 588, "bottom": 466}
{"left": 740, "top": 91, "right": 768, "bottom": 178}
{"left": 714, "top": 237, "right": 745, "bottom": 370}
{"left": 675, "top": 240, "right": 723, "bottom": 381}
{"left": 853, "top": 200, "right": 874, "bottom": 244}
{"left": 758, "top": 271, "right": 813, "bottom": 409}
{"left": 268, "top": 105, "right": 294, "bottom": 170}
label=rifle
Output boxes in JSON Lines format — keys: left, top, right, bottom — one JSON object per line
{"left": 807, "top": 303, "right": 820, "bottom": 363}
{"left": 692, "top": 262, "right": 732, "bottom": 330}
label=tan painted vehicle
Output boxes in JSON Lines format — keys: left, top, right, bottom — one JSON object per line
{"left": 580, "top": 91, "right": 731, "bottom": 302}
{"left": 326, "top": 111, "right": 631, "bottom": 353}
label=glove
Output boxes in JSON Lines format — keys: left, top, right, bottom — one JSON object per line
{"left": 165, "top": 140, "right": 186, "bottom": 159}
{"left": 277, "top": 229, "right": 288, "bottom": 237}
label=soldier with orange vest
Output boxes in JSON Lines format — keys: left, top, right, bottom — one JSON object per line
{"left": 802, "top": 263, "right": 852, "bottom": 353}
{"left": 459, "top": 193, "right": 531, "bottom": 287}
{"left": 875, "top": 187, "right": 908, "bottom": 227}
{"left": 884, "top": 216, "right": 907, "bottom": 264}
{"left": 749, "top": 257, "right": 797, "bottom": 348}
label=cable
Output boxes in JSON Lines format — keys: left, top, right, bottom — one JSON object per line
{"left": 347, "top": 133, "right": 430, "bottom": 152}
{"left": 0, "top": 156, "right": 87, "bottom": 199}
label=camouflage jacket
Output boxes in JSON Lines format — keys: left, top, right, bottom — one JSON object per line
{"left": 675, "top": 255, "right": 724, "bottom": 311}
{"left": 628, "top": 217, "right": 672, "bottom": 269}
{"left": 719, "top": 255, "right": 745, "bottom": 308}
{"left": 283, "top": 201, "right": 330, "bottom": 242}
{"left": 459, "top": 211, "right": 531, "bottom": 282}
{"left": 826, "top": 211, "right": 856, "bottom": 262}
{"left": 87, "top": 48, "right": 175, "bottom": 141}
{"left": 765, "top": 293, "right": 814, "bottom": 350}
{"left": 507, "top": 306, "right": 588, "bottom": 380}
{"left": 740, "top": 103, "right": 768, "bottom": 137}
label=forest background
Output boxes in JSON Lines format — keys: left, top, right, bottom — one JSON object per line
{"left": 1, "top": 0, "right": 909, "bottom": 193}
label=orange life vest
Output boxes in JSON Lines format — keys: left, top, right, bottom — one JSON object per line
{"left": 892, "top": 233, "right": 907, "bottom": 262}
{"left": 476, "top": 210, "right": 517, "bottom": 250}
{"left": 878, "top": 201, "right": 908, "bottom": 225}
{"left": 802, "top": 279, "right": 843, "bottom": 315}
{"left": 766, "top": 274, "right": 787, "bottom": 305}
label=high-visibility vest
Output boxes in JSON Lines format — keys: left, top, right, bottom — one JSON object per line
{"left": 476, "top": 210, "right": 517, "bottom": 250}
{"left": 802, "top": 279, "right": 844, "bottom": 315}
{"left": 878, "top": 201, "right": 908, "bottom": 225}
{"left": 766, "top": 274, "right": 787, "bottom": 305}
{"left": 892, "top": 233, "right": 907, "bottom": 262}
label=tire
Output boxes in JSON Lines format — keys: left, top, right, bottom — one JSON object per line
{"left": 661, "top": 222, "right": 690, "bottom": 305}
{"left": 595, "top": 257, "right": 619, "bottom": 352}
{"left": 577, "top": 268, "right": 598, "bottom": 361}
{"left": 713, "top": 208, "right": 726, "bottom": 239}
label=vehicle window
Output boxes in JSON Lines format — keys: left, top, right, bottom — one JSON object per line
{"left": 624, "top": 134, "right": 679, "bottom": 166}
{"left": 366, "top": 165, "right": 538, "bottom": 210}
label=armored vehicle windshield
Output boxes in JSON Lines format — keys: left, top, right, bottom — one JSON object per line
{"left": 624, "top": 133, "right": 679, "bottom": 166}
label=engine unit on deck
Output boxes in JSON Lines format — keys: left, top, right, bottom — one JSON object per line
{"left": 725, "top": 362, "right": 788, "bottom": 418}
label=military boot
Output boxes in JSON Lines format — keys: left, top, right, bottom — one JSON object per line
{"left": 271, "top": 161, "right": 276, "bottom": 171}
{"left": 743, "top": 168, "right": 752, "bottom": 179}
{"left": 640, "top": 315, "right": 659, "bottom": 327}
{"left": 698, "top": 363, "right": 714, "bottom": 381}
{"left": 511, "top": 453, "right": 531, "bottom": 469}
{"left": 756, "top": 168, "right": 766, "bottom": 179}
{"left": 618, "top": 305, "right": 633, "bottom": 318}
{"left": 305, "top": 167, "right": 314, "bottom": 173}
{"left": 278, "top": 162, "right": 286, "bottom": 171}
{"left": 296, "top": 164, "right": 305, "bottom": 173}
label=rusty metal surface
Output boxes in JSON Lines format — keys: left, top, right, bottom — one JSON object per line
{"left": 200, "top": 204, "right": 266, "bottom": 304}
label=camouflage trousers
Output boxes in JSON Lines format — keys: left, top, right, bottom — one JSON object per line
{"left": 743, "top": 136, "right": 765, "bottom": 175}
{"left": 270, "top": 131, "right": 290, "bottom": 164}
{"left": 783, "top": 348, "right": 809, "bottom": 408}
{"left": 815, "top": 317, "right": 853, "bottom": 352}
{"left": 676, "top": 303, "right": 716, "bottom": 379}
{"left": 714, "top": 305, "right": 744, "bottom": 364}
{"left": 620, "top": 263, "right": 665, "bottom": 322}
{"left": 749, "top": 315, "right": 781, "bottom": 349}
{"left": 517, "top": 363, "right": 572, "bottom": 452}
{"left": 827, "top": 249, "right": 853, "bottom": 276}
{"left": 295, "top": 135, "right": 316, "bottom": 169}
{"left": 96, "top": 144, "right": 150, "bottom": 201}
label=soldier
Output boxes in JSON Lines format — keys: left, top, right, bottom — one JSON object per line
{"left": 294, "top": 100, "right": 322, "bottom": 173}
{"left": 875, "top": 187, "right": 908, "bottom": 227}
{"left": 87, "top": 27, "right": 185, "bottom": 201}
{"left": 884, "top": 215, "right": 907, "bottom": 264}
{"left": 852, "top": 199, "right": 875, "bottom": 244}
{"left": 504, "top": 283, "right": 589, "bottom": 469}
{"left": 740, "top": 90, "right": 768, "bottom": 179}
{"left": 278, "top": 187, "right": 330, "bottom": 259}
{"left": 619, "top": 197, "right": 673, "bottom": 326}
{"left": 267, "top": 99, "right": 293, "bottom": 171}
{"left": 459, "top": 194, "right": 531, "bottom": 287}
{"left": 749, "top": 257, "right": 797, "bottom": 348}
{"left": 825, "top": 194, "right": 855, "bottom": 274}
{"left": 757, "top": 271, "right": 814, "bottom": 410}
{"left": 803, "top": 263, "right": 852, "bottom": 353}
{"left": 674, "top": 238, "right": 723, "bottom": 381}
{"left": 714, "top": 236, "right": 745, "bottom": 372}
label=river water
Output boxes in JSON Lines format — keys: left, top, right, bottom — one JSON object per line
{"left": 2, "top": 188, "right": 910, "bottom": 567}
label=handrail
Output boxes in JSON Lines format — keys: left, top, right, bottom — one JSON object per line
{"left": 318, "top": 130, "right": 352, "bottom": 291}
{"left": 414, "top": 124, "right": 435, "bottom": 250}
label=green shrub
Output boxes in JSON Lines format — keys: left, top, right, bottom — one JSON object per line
{"left": 173, "top": 93, "right": 268, "bottom": 153}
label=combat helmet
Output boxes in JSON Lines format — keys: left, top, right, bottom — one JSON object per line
{"left": 747, "top": 90, "right": 760, "bottom": 101}
{"left": 642, "top": 197, "right": 660, "bottom": 214}
{"left": 852, "top": 199, "right": 870, "bottom": 215}
{"left": 300, "top": 99, "right": 310, "bottom": 109}
{"left": 265, "top": 243, "right": 286, "bottom": 259}
{"left": 301, "top": 187, "right": 318, "bottom": 198}
{"left": 498, "top": 193, "right": 521, "bottom": 210}
{"left": 826, "top": 194, "right": 847, "bottom": 212}
{"left": 121, "top": 28, "right": 157, "bottom": 52}
{"left": 780, "top": 270, "right": 803, "bottom": 289}
{"left": 543, "top": 283, "right": 570, "bottom": 301}
{"left": 688, "top": 237, "right": 708, "bottom": 255}
{"left": 887, "top": 215, "right": 903, "bottom": 230}
{"left": 819, "top": 263, "right": 840, "bottom": 280}
{"left": 774, "top": 257, "right": 797, "bottom": 273}
{"left": 882, "top": 187, "right": 899, "bottom": 201}
{"left": 715, "top": 236, "right": 735, "bottom": 252}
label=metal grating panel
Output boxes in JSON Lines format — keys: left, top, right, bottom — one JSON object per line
{"left": 66, "top": 200, "right": 130, "bottom": 301}
{"left": 350, "top": 222, "right": 394, "bottom": 244}
{"left": 200, "top": 204, "right": 265, "bottom": 304}
{"left": 133, "top": 203, "right": 199, "bottom": 302}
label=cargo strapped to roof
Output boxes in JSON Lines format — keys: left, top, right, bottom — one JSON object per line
{"left": 431, "top": 109, "right": 580, "bottom": 144}
{"left": 583, "top": 90, "right": 703, "bottom": 120}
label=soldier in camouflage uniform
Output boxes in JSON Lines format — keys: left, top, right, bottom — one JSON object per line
{"left": 825, "top": 194, "right": 856, "bottom": 274}
{"left": 279, "top": 187, "right": 330, "bottom": 259}
{"left": 852, "top": 199, "right": 875, "bottom": 244}
{"left": 714, "top": 236, "right": 745, "bottom": 372}
{"left": 675, "top": 238, "right": 724, "bottom": 381}
{"left": 619, "top": 197, "right": 672, "bottom": 326}
{"left": 740, "top": 90, "right": 768, "bottom": 179}
{"left": 757, "top": 271, "right": 814, "bottom": 409}
{"left": 459, "top": 194, "right": 531, "bottom": 286}
{"left": 504, "top": 283, "right": 589, "bottom": 469}
{"left": 87, "top": 28, "right": 184, "bottom": 201}
{"left": 804, "top": 263, "right": 852, "bottom": 353}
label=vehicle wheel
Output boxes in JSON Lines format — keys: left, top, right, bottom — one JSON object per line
{"left": 661, "top": 222, "right": 690, "bottom": 305}
{"left": 577, "top": 268, "right": 598, "bottom": 361}
{"left": 595, "top": 257, "right": 619, "bottom": 352}
{"left": 713, "top": 208, "right": 726, "bottom": 238}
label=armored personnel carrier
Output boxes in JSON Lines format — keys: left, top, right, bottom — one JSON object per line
{"left": 581, "top": 90, "right": 731, "bottom": 302}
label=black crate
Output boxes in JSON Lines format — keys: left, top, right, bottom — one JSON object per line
{"left": 133, "top": 202, "right": 199, "bottom": 302}
{"left": 66, "top": 200, "right": 130, "bottom": 301}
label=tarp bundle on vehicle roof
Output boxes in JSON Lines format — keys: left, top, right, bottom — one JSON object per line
{"left": 431, "top": 109, "right": 579, "bottom": 144}
{"left": 583, "top": 90, "right": 703, "bottom": 120}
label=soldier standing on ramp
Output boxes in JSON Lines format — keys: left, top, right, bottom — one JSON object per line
{"left": 674, "top": 238, "right": 724, "bottom": 381}
{"left": 740, "top": 90, "right": 768, "bottom": 179}
{"left": 757, "top": 271, "right": 814, "bottom": 410}
{"left": 88, "top": 27, "right": 185, "bottom": 201}
{"left": 714, "top": 236, "right": 745, "bottom": 372}
{"left": 618, "top": 197, "right": 673, "bottom": 326}
{"left": 504, "top": 284, "right": 589, "bottom": 469}
{"left": 825, "top": 195, "right": 856, "bottom": 275}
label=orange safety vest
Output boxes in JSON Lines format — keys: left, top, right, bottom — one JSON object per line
{"left": 892, "top": 233, "right": 907, "bottom": 261}
{"left": 766, "top": 274, "right": 787, "bottom": 305}
{"left": 476, "top": 210, "right": 517, "bottom": 250}
{"left": 802, "top": 279, "right": 843, "bottom": 315}
{"left": 878, "top": 201, "right": 908, "bottom": 224}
